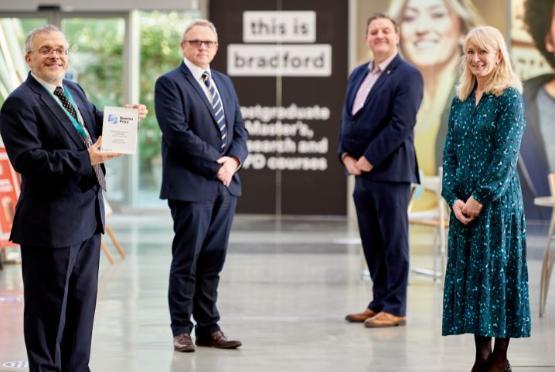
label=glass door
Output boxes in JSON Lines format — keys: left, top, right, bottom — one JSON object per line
{"left": 0, "top": 10, "right": 202, "bottom": 209}
{"left": 61, "top": 16, "right": 128, "bottom": 203}
{"left": 136, "top": 10, "right": 200, "bottom": 207}
{"left": 0, "top": 17, "right": 46, "bottom": 107}
{"left": 0, "top": 13, "right": 130, "bottom": 204}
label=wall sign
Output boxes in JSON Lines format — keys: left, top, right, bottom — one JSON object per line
{"left": 211, "top": 0, "right": 348, "bottom": 215}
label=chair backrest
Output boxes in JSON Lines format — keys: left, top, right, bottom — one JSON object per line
{"left": 549, "top": 172, "right": 555, "bottom": 196}
{"left": 408, "top": 167, "right": 448, "bottom": 226}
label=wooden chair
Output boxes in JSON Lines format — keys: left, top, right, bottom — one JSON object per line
{"left": 537, "top": 172, "right": 555, "bottom": 317}
{"left": 409, "top": 168, "right": 449, "bottom": 284}
{"left": 100, "top": 199, "right": 126, "bottom": 264}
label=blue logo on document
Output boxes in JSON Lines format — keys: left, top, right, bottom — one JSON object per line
{"left": 108, "top": 114, "right": 119, "bottom": 124}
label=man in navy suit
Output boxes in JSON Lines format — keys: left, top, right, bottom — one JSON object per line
{"left": 519, "top": 0, "right": 555, "bottom": 220}
{"left": 340, "top": 13, "right": 423, "bottom": 328}
{"left": 0, "top": 25, "right": 146, "bottom": 371}
{"left": 154, "top": 19, "right": 248, "bottom": 352}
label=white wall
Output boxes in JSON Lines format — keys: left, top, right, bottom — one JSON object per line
{"left": 0, "top": 0, "right": 199, "bottom": 11}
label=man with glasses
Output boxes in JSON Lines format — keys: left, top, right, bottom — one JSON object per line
{"left": 0, "top": 25, "right": 146, "bottom": 371}
{"left": 154, "top": 19, "right": 248, "bottom": 352}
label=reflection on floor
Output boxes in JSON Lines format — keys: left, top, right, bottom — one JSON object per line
{"left": 1, "top": 214, "right": 555, "bottom": 371}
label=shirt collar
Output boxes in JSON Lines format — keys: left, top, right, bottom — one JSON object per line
{"left": 31, "top": 72, "right": 59, "bottom": 94}
{"left": 183, "top": 57, "right": 211, "bottom": 82}
{"left": 369, "top": 53, "right": 397, "bottom": 74}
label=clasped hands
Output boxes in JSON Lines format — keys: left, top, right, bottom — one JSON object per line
{"left": 343, "top": 155, "right": 373, "bottom": 175}
{"left": 217, "top": 156, "right": 239, "bottom": 187}
{"left": 452, "top": 197, "right": 483, "bottom": 225}
{"left": 89, "top": 104, "right": 148, "bottom": 166}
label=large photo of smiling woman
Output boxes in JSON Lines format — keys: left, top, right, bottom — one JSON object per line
{"left": 389, "top": 0, "right": 482, "bottom": 204}
{"left": 355, "top": 0, "right": 506, "bottom": 209}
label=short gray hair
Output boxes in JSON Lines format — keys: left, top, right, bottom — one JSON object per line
{"left": 181, "top": 19, "right": 218, "bottom": 44}
{"left": 25, "top": 24, "right": 65, "bottom": 53}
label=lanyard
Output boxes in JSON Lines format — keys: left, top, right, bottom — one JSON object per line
{"left": 50, "top": 86, "right": 90, "bottom": 141}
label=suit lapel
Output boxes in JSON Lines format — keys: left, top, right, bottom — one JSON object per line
{"left": 347, "top": 67, "right": 369, "bottom": 113}
{"left": 68, "top": 84, "right": 97, "bottom": 140}
{"left": 180, "top": 63, "right": 220, "bottom": 126}
{"left": 27, "top": 75, "right": 85, "bottom": 149}
{"left": 352, "top": 55, "right": 401, "bottom": 116}
{"left": 366, "top": 69, "right": 389, "bottom": 98}
{"left": 365, "top": 55, "right": 400, "bottom": 103}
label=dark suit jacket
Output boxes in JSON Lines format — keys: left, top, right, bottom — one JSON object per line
{"left": 0, "top": 73, "right": 105, "bottom": 247}
{"left": 338, "top": 54, "right": 423, "bottom": 184}
{"left": 154, "top": 62, "right": 248, "bottom": 202}
{"left": 520, "top": 74, "right": 554, "bottom": 219}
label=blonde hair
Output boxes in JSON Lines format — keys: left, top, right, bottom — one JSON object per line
{"left": 389, "top": 0, "right": 483, "bottom": 34}
{"left": 389, "top": 0, "right": 484, "bottom": 70}
{"left": 456, "top": 26, "right": 522, "bottom": 101}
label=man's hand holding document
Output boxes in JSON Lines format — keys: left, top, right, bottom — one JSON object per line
{"left": 101, "top": 106, "right": 140, "bottom": 154}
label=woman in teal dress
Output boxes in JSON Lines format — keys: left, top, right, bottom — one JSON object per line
{"left": 442, "top": 26, "right": 530, "bottom": 372}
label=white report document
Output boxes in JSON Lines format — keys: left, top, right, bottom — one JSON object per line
{"left": 101, "top": 106, "right": 139, "bottom": 154}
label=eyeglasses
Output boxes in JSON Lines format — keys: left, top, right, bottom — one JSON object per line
{"left": 184, "top": 39, "right": 218, "bottom": 48}
{"left": 34, "top": 47, "right": 69, "bottom": 56}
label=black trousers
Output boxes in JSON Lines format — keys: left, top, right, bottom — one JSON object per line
{"left": 21, "top": 234, "right": 100, "bottom": 372}
{"left": 353, "top": 178, "right": 411, "bottom": 316}
{"left": 168, "top": 185, "right": 237, "bottom": 337}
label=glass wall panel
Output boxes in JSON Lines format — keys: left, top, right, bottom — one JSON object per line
{"left": 137, "top": 10, "right": 200, "bottom": 206}
{"left": 0, "top": 18, "right": 45, "bottom": 107}
{"left": 61, "top": 17, "right": 127, "bottom": 202}
{"left": 1, "top": 11, "right": 204, "bottom": 209}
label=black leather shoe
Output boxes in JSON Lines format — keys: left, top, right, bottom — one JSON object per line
{"left": 196, "top": 330, "right": 242, "bottom": 349}
{"left": 482, "top": 358, "right": 512, "bottom": 372}
{"left": 471, "top": 359, "right": 487, "bottom": 372}
{"left": 173, "top": 333, "right": 195, "bottom": 352}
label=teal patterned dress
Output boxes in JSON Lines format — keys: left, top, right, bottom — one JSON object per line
{"left": 441, "top": 87, "right": 531, "bottom": 338}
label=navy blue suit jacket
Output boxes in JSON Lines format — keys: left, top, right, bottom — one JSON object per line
{"left": 520, "top": 74, "right": 552, "bottom": 219}
{"left": 0, "top": 74, "right": 105, "bottom": 247}
{"left": 338, "top": 54, "right": 423, "bottom": 184}
{"left": 154, "top": 62, "right": 248, "bottom": 202}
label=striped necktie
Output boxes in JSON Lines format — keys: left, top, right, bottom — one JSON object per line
{"left": 201, "top": 72, "right": 227, "bottom": 152}
{"left": 54, "top": 86, "right": 106, "bottom": 191}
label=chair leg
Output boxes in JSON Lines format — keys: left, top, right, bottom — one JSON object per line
{"left": 106, "top": 225, "right": 125, "bottom": 260}
{"left": 439, "top": 223, "right": 447, "bottom": 287}
{"left": 540, "top": 210, "right": 555, "bottom": 317}
{"left": 431, "top": 228, "right": 438, "bottom": 282}
{"left": 100, "top": 240, "right": 115, "bottom": 265}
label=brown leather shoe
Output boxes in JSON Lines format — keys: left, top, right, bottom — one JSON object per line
{"left": 345, "top": 308, "right": 378, "bottom": 323}
{"left": 173, "top": 333, "right": 195, "bottom": 352}
{"left": 364, "top": 311, "right": 406, "bottom": 328}
{"left": 196, "top": 330, "right": 242, "bottom": 349}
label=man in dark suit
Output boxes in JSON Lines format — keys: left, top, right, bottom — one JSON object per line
{"left": 154, "top": 19, "right": 248, "bottom": 352}
{"left": 340, "top": 13, "right": 423, "bottom": 328}
{"left": 520, "top": 0, "right": 555, "bottom": 220}
{"left": 0, "top": 25, "right": 146, "bottom": 371}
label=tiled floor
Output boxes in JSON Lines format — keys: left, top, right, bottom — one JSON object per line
{"left": 1, "top": 213, "right": 554, "bottom": 371}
